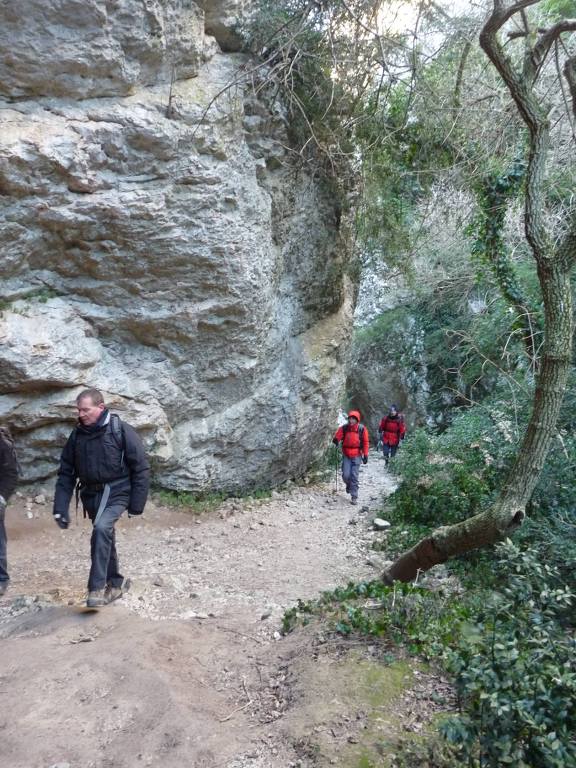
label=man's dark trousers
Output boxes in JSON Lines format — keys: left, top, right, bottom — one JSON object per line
{"left": 89, "top": 503, "right": 126, "bottom": 591}
{"left": 0, "top": 505, "right": 8, "bottom": 585}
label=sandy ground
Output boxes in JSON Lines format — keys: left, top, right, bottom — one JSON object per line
{"left": 0, "top": 456, "right": 433, "bottom": 768}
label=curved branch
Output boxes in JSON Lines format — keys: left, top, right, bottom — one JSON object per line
{"left": 480, "top": 2, "right": 552, "bottom": 262}
{"left": 530, "top": 19, "right": 576, "bottom": 78}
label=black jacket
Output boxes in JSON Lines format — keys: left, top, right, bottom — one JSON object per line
{"left": 0, "top": 430, "right": 18, "bottom": 501}
{"left": 53, "top": 412, "right": 150, "bottom": 517}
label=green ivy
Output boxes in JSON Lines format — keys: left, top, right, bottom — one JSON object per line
{"left": 441, "top": 542, "right": 576, "bottom": 768}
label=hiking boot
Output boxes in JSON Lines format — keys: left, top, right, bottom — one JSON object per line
{"left": 104, "top": 578, "right": 131, "bottom": 604}
{"left": 0, "top": 581, "right": 8, "bottom": 597}
{"left": 86, "top": 589, "right": 107, "bottom": 608}
{"left": 351, "top": 497, "right": 358, "bottom": 505}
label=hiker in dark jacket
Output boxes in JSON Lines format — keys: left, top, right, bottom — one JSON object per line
{"left": 0, "top": 427, "right": 19, "bottom": 596}
{"left": 332, "top": 410, "right": 369, "bottom": 505}
{"left": 53, "top": 388, "right": 150, "bottom": 608}
{"left": 378, "top": 405, "right": 406, "bottom": 466}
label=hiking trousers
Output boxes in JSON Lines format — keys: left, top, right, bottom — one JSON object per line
{"left": 342, "top": 456, "right": 361, "bottom": 500}
{"left": 382, "top": 444, "right": 399, "bottom": 461}
{"left": 88, "top": 503, "right": 126, "bottom": 592}
{"left": 0, "top": 503, "right": 8, "bottom": 585}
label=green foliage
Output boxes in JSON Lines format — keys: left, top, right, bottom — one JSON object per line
{"left": 0, "top": 287, "right": 61, "bottom": 316}
{"left": 154, "top": 484, "right": 275, "bottom": 514}
{"left": 282, "top": 542, "right": 575, "bottom": 767}
{"left": 29, "top": 287, "right": 60, "bottom": 303}
{"left": 465, "top": 158, "right": 545, "bottom": 358}
{"left": 541, "top": 0, "right": 576, "bottom": 20}
{"left": 153, "top": 488, "right": 228, "bottom": 514}
{"left": 385, "top": 397, "right": 524, "bottom": 543}
{"left": 517, "top": 425, "right": 576, "bottom": 598}
{"left": 354, "top": 277, "right": 534, "bottom": 421}
{"left": 356, "top": 81, "right": 455, "bottom": 269}
{"left": 441, "top": 542, "right": 576, "bottom": 768}
{"left": 354, "top": 306, "right": 412, "bottom": 350}
{"left": 282, "top": 579, "right": 471, "bottom": 659}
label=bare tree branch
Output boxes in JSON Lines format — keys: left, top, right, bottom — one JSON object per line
{"left": 530, "top": 19, "right": 576, "bottom": 79}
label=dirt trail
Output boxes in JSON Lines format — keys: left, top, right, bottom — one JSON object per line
{"left": 1, "top": 457, "right": 400, "bottom": 768}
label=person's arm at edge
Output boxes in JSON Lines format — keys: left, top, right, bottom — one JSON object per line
{"left": 123, "top": 423, "right": 150, "bottom": 515}
{"left": 0, "top": 440, "right": 18, "bottom": 502}
{"left": 53, "top": 434, "right": 77, "bottom": 527}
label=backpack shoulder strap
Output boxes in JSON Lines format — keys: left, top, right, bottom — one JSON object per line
{"left": 109, "top": 414, "right": 126, "bottom": 452}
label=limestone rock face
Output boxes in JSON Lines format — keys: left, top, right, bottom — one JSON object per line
{"left": 0, "top": 0, "right": 205, "bottom": 99}
{"left": 195, "top": 0, "right": 250, "bottom": 51}
{"left": 0, "top": 1, "right": 353, "bottom": 491}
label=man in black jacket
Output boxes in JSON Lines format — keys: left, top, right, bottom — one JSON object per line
{"left": 0, "top": 427, "right": 19, "bottom": 596}
{"left": 53, "top": 388, "right": 150, "bottom": 608}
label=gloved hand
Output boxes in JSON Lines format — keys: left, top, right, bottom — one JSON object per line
{"left": 362, "top": 456, "right": 368, "bottom": 465}
{"left": 332, "top": 438, "right": 339, "bottom": 446}
{"left": 53, "top": 511, "right": 69, "bottom": 529}
{"left": 128, "top": 509, "right": 142, "bottom": 518}
{"left": 401, "top": 435, "right": 405, "bottom": 441}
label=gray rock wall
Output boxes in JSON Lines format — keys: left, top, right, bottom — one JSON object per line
{"left": 0, "top": 0, "right": 354, "bottom": 491}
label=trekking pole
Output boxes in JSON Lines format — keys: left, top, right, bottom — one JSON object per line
{"left": 334, "top": 445, "right": 339, "bottom": 493}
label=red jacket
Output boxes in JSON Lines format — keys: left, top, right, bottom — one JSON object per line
{"left": 334, "top": 423, "right": 369, "bottom": 458}
{"left": 378, "top": 414, "right": 406, "bottom": 447}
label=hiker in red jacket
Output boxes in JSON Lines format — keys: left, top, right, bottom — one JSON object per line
{"left": 332, "top": 410, "right": 369, "bottom": 505}
{"left": 378, "top": 405, "right": 406, "bottom": 466}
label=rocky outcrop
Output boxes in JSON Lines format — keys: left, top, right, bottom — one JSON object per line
{"left": 0, "top": 1, "right": 354, "bottom": 491}
{"left": 196, "top": 0, "right": 251, "bottom": 51}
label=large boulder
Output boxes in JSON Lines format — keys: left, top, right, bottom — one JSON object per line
{"left": 0, "top": 1, "right": 353, "bottom": 491}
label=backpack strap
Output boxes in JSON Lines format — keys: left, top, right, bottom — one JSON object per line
{"left": 109, "top": 414, "right": 126, "bottom": 465}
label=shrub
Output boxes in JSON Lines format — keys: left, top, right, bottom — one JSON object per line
{"left": 441, "top": 541, "right": 576, "bottom": 768}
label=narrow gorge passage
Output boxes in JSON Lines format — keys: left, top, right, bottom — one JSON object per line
{"left": 1, "top": 456, "right": 397, "bottom": 768}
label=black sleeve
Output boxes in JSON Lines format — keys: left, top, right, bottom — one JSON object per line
{"left": 122, "top": 423, "right": 150, "bottom": 514}
{"left": 53, "top": 433, "right": 78, "bottom": 517}
{"left": 0, "top": 439, "right": 19, "bottom": 501}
